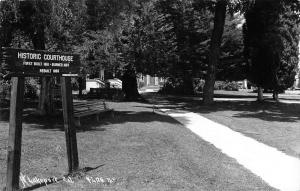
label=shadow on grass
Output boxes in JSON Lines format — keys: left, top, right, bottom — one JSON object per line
{"left": 145, "top": 93, "right": 300, "bottom": 123}
{"left": 196, "top": 101, "right": 300, "bottom": 123}
{"left": 1, "top": 107, "right": 180, "bottom": 132}
{"left": 101, "top": 110, "right": 180, "bottom": 125}
{"left": 22, "top": 112, "right": 110, "bottom": 132}
{"left": 0, "top": 109, "right": 108, "bottom": 132}
{"left": 20, "top": 165, "right": 104, "bottom": 191}
{"left": 211, "top": 93, "right": 258, "bottom": 99}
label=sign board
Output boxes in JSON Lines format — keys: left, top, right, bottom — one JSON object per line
{"left": 3, "top": 47, "right": 81, "bottom": 190}
{"left": 1, "top": 47, "right": 80, "bottom": 76}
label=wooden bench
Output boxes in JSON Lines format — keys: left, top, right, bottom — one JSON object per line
{"left": 73, "top": 100, "right": 113, "bottom": 126}
{"left": 89, "top": 88, "right": 124, "bottom": 100}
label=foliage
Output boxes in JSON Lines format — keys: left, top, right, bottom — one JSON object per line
{"left": 214, "top": 81, "right": 239, "bottom": 91}
{"left": 217, "top": 13, "right": 247, "bottom": 81}
{"left": 0, "top": 80, "right": 11, "bottom": 99}
{"left": 202, "top": 0, "right": 227, "bottom": 104}
{"left": 194, "top": 79, "right": 240, "bottom": 92}
{"left": 155, "top": 0, "right": 213, "bottom": 79}
{"left": 71, "top": 77, "right": 79, "bottom": 90}
{"left": 159, "top": 78, "right": 186, "bottom": 95}
{"left": 118, "top": 0, "right": 216, "bottom": 95}
{"left": 0, "top": 1, "right": 17, "bottom": 75}
{"left": 244, "top": 0, "right": 300, "bottom": 92}
{"left": 193, "top": 78, "right": 205, "bottom": 92}
{"left": 1, "top": 0, "right": 300, "bottom": 101}
{"left": 24, "top": 78, "right": 39, "bottom": 98}
{"left": 160, "top": 78, "right": 240, "bottom": 94}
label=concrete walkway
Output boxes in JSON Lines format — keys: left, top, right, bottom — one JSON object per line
{"left": 161, "top": 109, "right": 300, "bottom": 191}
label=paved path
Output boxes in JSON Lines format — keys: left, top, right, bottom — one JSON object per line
{"left": 161, "top": 109, "right": 300, "bottom": 191}
{"left": 214, "top": 97, "right": 300, "bottom": 104}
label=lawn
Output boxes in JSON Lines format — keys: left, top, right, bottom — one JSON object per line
{"left": 149, "top": 90, "right": 300, "bottom": 159}
{"left": 0, "top": 97, "right": 275, "bottom": 190}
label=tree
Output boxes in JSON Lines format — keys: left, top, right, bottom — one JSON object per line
{"left": 120, "top": 0, "right": 200, "bottom": 98}
{"left": 18, "top": 0, "right": 54, "bottom": 114}
{"left": 0, "top": 1, "right": 53, "bottom": 114}
{"left": 149, "top": 0, "right": 215, "bottom": 95}
{"left": 0, "top": 1, "right": 18, "bottom": 77}
{"left": 79, "top": 0, "right": 143, "bottom": 100}
{"left": 244, "top": 0, "right": 300, "bottom": 101}
{"left": 4, "top": 0, "right": 86, "bottom": 114}
{"left": 216, "top": 13, "right": 246, "bottom": 81}
{"left": 203, "top": 0, "right": 227, "bottom": 104}
{"left": 0, "top": 1, "right": 17, "bottom": 48}
{"left": 118, "top": 0, "right": 154, "bottom": 100}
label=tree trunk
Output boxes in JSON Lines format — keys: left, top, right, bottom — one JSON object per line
{"left": 33, "top": 25, "right": 54, "bottom": 115}
{"left": 203, "top": 0, "right": 227, "bottom": 104}
{"left": 78, "top": 77, "right": 83, "bottom": 98}
{"left": 273, "top": 90, "right": 278, "bottom": 102}
{"left": 257, "top": 87, "right": 263, "bottom": 102}
{"left": 122, "top": 66, "right": 141, "bottom": 101}
{"left": 183, "top": 72, "right": 194, "bottom": 95}
{"left": 38, "top": 77, "right": 54, "bottom": 115}
{"left": 78, "top": 85, "right": 83, "bottom": 98}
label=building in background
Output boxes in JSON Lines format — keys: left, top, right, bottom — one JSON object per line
{"left": 294, "top": 66, "right": 300, "bottom": 89}
{"left": 137, "top": 74, "right": 164, "bottom": 88}
{"left": 293, "top": 43, "right": 300, "bottom": 89}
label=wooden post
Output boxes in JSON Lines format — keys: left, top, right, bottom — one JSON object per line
{"left": 5, "top": 77, "right": 25, "bottom": 191}
{"left": 61, "top": 77, "right": 79, "bottom": 173}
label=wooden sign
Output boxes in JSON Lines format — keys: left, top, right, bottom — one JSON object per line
{"left": 1, "top": 47, "right": 80, "bottom": 76}
{"left": 3, "top": 48, "right": 80, "bottom": 190}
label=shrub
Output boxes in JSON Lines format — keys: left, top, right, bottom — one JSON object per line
{"left": 71, "top": 77, "right": 79, "bottom": 90}
{"left": 24, "top": 78, "right": 39, "bottom": 98}
{"left": 159, "top": 78, "right": 185, "bottom": 95}
{"left": 193, "top": 79, "right": 205, "bottom": 92}
{"left": 0, "top": 80, "right": 11, "bottom": 99}
{"left": 225, "top": 81, "right": 239, "bottom": 91}
{"left": 214, "top": 81, "right": 239, "bottom": 91}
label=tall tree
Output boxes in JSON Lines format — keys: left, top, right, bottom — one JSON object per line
{"left": 151, "top": 0, "right": 215, "bottom": 95}
{"left": 203, "top": 0, "right": 227, "bottom": 104}
{"left": 0, "top": 1, "right": 18, "bottom": 78}
{"left": 0, "top": 1, "right": 17, "bottom": 48}
{"left": 18, "top": 0, "right": 54, "bottom": 114}
{"left": 244, "top": 0, "right": 300, "bottom": 101}
{"left": 216, "top": 13, "right": 246, "bottom": 81}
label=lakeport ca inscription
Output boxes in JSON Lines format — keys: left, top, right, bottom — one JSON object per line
{"left": 1, "top": 48, "right": 80, "bottom": 76}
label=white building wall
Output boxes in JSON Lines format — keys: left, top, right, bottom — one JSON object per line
{"left": 154, "top": 77, "right": 159, "bottom": 85}
{"left": 146, "top": 75, "right": 150, "bottom": 86}
{"left": 294, "top": 42, "right": 300, "bottom": 89}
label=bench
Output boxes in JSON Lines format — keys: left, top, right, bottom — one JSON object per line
{"left": 89, "top": 88, "right": 124, "bottom": 100}
{"left": 73, "top": 100, "right": 113, "bottom": 126}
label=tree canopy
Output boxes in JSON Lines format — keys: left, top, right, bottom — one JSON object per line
{"left": 0, "top": 0, "right": 299, "bottom": 102}
{"left": 244, "top": 0, "right": 300, "bottom": 95}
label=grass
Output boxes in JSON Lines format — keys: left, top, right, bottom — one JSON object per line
{"left": 0, "top": 97, "right": 275, "bottom": 190}
{"left": 149, "top": 90, "right": 300, "bottom": 159}
{"left": 195, "top": 101, "right": 300, "bottom": 159}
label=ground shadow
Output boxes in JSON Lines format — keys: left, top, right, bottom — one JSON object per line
{"left": 144, "top": 93, "right": 300, "bottom": 123}
{"left": 0, "top": 107, "right": 109, "bottom": 132}
{"left": 1, "top": 103, "right": 180, "bottom": 132}
{"left": 22, "top": 112, "right": 111, "bottom": 132}
{"left": 100, "top": 110, "right": 180, "bottom": 125}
